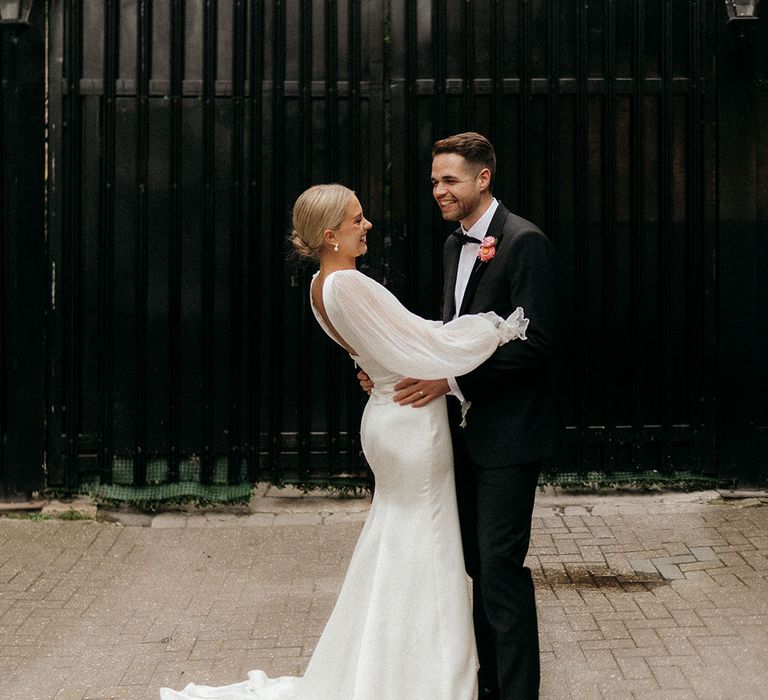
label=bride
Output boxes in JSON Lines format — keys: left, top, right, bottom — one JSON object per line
{"left": 160, "top": 184, "right": 528, "bottom": 700}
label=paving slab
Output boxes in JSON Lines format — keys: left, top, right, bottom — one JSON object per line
{"left": 1, "top": 490, "right": 767, "bottom": 699}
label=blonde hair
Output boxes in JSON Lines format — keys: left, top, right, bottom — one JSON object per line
{"left": 290, "top": 184, "right": 355, "bottom": 260}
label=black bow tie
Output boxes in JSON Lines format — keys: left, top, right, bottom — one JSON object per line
{"left": 453, "top": 231, "right": 481, "bottom": 246}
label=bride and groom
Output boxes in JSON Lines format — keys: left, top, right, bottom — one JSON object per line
{"left": 161, "top": 132, "right": 562, "bottom": 700}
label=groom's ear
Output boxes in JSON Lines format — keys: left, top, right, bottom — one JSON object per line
{"left": 477, "top": 167, "right": 491, "bottom": 192}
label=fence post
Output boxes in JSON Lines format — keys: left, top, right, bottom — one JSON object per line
{"left": 716, "top": 6, "right": 768, "bottom": 484}
{"left": 0, "top": 2, "right": 46, "bottom": 497}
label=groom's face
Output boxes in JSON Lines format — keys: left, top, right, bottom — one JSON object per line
{"left": 431, "top": 153, "right": 488, "bottom": 228}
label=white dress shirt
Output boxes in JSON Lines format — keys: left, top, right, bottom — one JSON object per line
{"left": 447, "top": 198, "right": 499, "bottom": 402}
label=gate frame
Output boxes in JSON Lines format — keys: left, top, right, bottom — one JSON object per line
{"left": 0, "top": 2, "right": 46, "bottom": 497}
{"left": 0, "top": 1, "right": 762, "bottom": 497}
{"left": 716, "top": 8, "right": 768, "bottom": 485}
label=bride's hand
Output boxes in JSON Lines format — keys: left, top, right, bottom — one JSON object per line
{"left": 393, "top": 377, "right": 450, "bottom": 407}
{"left": 357, "top": 369, "right": 374, "bottom": 395}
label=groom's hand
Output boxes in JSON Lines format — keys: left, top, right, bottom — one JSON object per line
{"left": 357, "top": 369, "right": 374, "bottom": 395}
{"left": 393, "top": 377, "right": 450, "bottom": 407}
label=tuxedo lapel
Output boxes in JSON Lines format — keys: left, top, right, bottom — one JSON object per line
{"left": 443, "top": 232, "right": 461, "bottom": 322}
{"left": 458, "top": 204, "right": 510, "bottom": 315}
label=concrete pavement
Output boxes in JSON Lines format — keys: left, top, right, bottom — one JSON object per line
{"left": 1, "top": 487, "right": 767, "bottom": 699}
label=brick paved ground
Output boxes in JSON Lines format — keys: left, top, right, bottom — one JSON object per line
{"left": 1, "top": 488, "right": 767, "bottom": 699}
{"left": 530, "top": 494, "right": 768, "bottom": 699}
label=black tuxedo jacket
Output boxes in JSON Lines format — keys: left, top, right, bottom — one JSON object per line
{"left": 443, "top": 202, "right": 563, "bottom": 468}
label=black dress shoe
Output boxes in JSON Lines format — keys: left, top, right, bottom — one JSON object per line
{"left": 478, "top": 686, "right": 500, "bottom": 700}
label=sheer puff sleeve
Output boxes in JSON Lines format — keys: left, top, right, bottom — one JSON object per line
{"left": 323, "top": 270, "right": 528, "bottom": 380}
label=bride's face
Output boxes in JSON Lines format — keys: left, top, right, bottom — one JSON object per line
{"left": 331, "top": 196, "right": 372, "bottom": 258}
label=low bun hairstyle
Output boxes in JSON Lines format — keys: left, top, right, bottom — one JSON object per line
{"left": 290, "top": 184, "right": 355, "bottom": 260}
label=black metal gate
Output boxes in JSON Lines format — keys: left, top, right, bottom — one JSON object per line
{"left": 46, "top": 0, "right": 386, "bottom": 496}
{"left": 388, "top": 0, "right": 725, "bottom": 480}
{"left": 0, "top": 5, "right": 46, "bottom": 497}
{"left": 2, "top": 1, "right": 765, "bottom": 497}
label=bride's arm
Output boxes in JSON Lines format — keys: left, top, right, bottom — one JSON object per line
{"left": 326, "top": 270, "right": 523, "bottom": 381}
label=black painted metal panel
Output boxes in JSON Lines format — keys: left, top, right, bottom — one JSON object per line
{"left": 0, "top": 5, "right": 46, "bottom": 497}
{"left": 34, "top": 0, "right": 766, "bottom": 493}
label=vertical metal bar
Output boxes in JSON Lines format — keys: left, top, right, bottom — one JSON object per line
{"left": 133, "top": 0, "right": 152, "bottom": 487}
{"left": 701, "top": 0, "right": 718, "bottom": 473}
{"left": 0, "top": 32, "right": 6, "bottom": 491}
{"left": 547, "top": 0, "right": 562, "bottom": 456}
{"left": 432, "top": 0, "right": 447, "bottom": 300}
{"left": 168, "top": 0, "right": 185, "bottom": 483}
{"left": 247, "top": 0, "right": 264, "bottom": 482}
{"left": 575, "top": 0, "right": 589, "bottom": 472}
{"left": 230, "top": 0, "right": 247, "bottom": 484}
{"left": 298, "top": 0, "right": 312, "bottom": 479}
{"left": 0, "top": 10, "right": 46, "bottom": 495}
{"left": 324, "top": 0, "right": 340, "bottom": 473}
{"left": 346, "top": 0, "right": 362, "bottom": 472}
{"left": 432, "top": 0, "right": 446, "bottom": 141}
{"left": 602, "top": 0, "right": 617, "bottom": 472}
{"left": 461, "top": 0, "right": 475, "bottom": 129}
{"left": 201, "top": 0, "right": 217, "bottom": 484}
{"left": 491, "top": 0, "right": 504, "bottom": 185}
{"left": 63, "top": 0, "right": 83, "bottom": 488}
{"left": 1, "top": 23, "right": 11, "bottom": 484}
{"left": 324, "top": 0, "right": 338, "bottom": 183}
{"left": 687, "top": 0, "right": 703, "bottom": 471}
{"left": 381, "top": 0, "right": 393, "bottom": 292}
{"left": 98, "top": 0, "right": 119, "bottom": 485}
{"left": 269, "top": 0, "right": 286, "bottom": 481}
{"left": 518, "top": 0, "right": 531, "bottom": 215}
{"left": 364, "top": 0, "right": 385, "bottom": 237}
{"left": 659, "top": 0, "right": 673, "bottom": 470}
{"left": 348, "top": 0, "right": 362, "bottom": 189}
{"left": 404, "top": 1, "right": 417, "bottom": 304}
{"left": 46, "top": 0, "right": 64, "bottom": 488}
{"left": 630, "top": 0, "right": 645, "bottom": 471}
{"left": 299, "top": 0, "right": 311, "bottom": 185}
{"left": 319, "top": 0, "right": 339, "bottom": 473}
{"left": 546, "top": 1, "right": 560, "bottom": 255}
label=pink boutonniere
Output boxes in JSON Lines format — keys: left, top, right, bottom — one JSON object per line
{"left": 478, "top": 236, "right": 497, "bottom": 263}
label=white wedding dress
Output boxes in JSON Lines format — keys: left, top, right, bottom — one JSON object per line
{"left": 161, "top": 270, "right": 528, "bottom": 700}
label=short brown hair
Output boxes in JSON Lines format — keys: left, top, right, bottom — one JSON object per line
{"left": 432, "top": 132, "right": 496, "bottom": 190}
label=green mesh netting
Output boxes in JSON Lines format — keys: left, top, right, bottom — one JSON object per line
{"left": 78, "top": 459, "right": 718, "bottom": 505}
{"left": 539, "top": 470, "right": 719, "bottom": 490}
{"left": 88, "top": 480, "right": 252, "bottom": 503}
{"left": 83, "top": 456, "right": 252, "bottom": 504}
{"left": 108, "top": 456, "right": 247, "bottom": 486}
{"left": 80, "top": 455, "right": 371, "bottom": 504}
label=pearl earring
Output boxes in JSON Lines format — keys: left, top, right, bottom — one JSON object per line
{"left": 334, "top": 243, "right": 339, "bottom": 252}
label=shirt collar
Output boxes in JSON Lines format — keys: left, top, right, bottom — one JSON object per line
{"left": 461, "top": 198, "right": 499, "bottom": 241}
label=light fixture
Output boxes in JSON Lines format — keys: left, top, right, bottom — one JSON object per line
{"left": 0, "top": 0, "right": 34, "bottom": 26}
{"left": 725, "top": 0, "right": 760, "bottom": 23}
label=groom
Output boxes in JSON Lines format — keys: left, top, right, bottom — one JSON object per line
{"left": 389, "top": 132, "right": 562, "bottom": 699}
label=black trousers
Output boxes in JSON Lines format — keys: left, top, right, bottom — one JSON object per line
{"left": 454, "top": 444, "right": 542, "bottom": 700}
